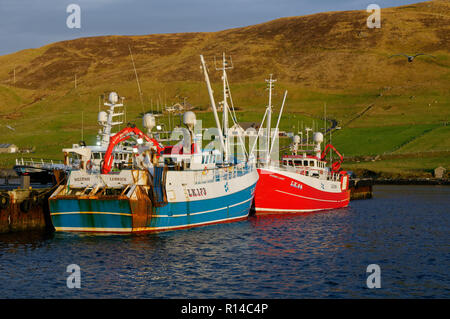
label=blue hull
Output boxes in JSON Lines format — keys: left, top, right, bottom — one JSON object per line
{"left": 49, "top": 183, "right": 256, "bottom": 233}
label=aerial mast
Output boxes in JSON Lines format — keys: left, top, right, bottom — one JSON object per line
{"left": 200, "top": 55, "right": 227, "bottom": 157}
{"left": 216, "top": 53, "right": 233, "bottom": 162}
{"left": 305, "top": 127, "right": 312, "bottom": 151}
{"left": 270, "top": 90, "right": 288, "bottom": 156}
{"left": 265, "top": 74, "right": 276, "bottom": 163}
{"left": 128, "top": 45, "right": 144, "bottom": 109}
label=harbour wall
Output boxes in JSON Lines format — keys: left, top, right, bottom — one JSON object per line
{"left": 0, "top": 188, "right": 54, "bottom": 233}
{"left": 349, "top": 179, "right": 373, "bottom": 200}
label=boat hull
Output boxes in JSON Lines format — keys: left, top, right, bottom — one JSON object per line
{"left": 13, "top": 165, "right": 55, "bottom": 184}
{"left": 253, "top": 167, "right": 350, "bottom": 214}
{"left": 49, "top": 177, "right": 257, "bottom": 233}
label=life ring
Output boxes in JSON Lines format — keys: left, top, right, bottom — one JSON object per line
{"left": 0, "top": 195, "right": 9, "bottom": 210}
{"left": 86, "top": 160, "right": 93, "bottom": 171}
{"left": 20, "top": 199, "right": 31, "bottom": 213}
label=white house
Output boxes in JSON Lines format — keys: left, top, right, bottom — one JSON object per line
{"left": 0, "top": 144, "right": 18, "bottom": 153}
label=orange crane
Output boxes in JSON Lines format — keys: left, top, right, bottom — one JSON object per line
{"left": 320, "top": 144, "right": 344, "bottom": 172}
{"left": 101, "top": 125, "right": 163, "bottom": 174}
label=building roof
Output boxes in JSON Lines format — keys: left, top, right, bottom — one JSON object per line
{"left": 0, "top": 143, "right": 16, "bottom": 148}
{"left": 170, "top": 102, "right": 194, "bottom": 110}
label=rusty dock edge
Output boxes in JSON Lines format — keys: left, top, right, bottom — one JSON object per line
{"left": 0, "top": 170, "right": 65, "bottom": 234}
{"left": 349, "top": 178, "right": 373, "bottom": 200}
{"left": 0, "top": 188, "right": 55, "bottom": 233}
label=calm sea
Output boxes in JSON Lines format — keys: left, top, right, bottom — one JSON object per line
{"left": 0, "top": 185, "right": 448, "bottom": 298}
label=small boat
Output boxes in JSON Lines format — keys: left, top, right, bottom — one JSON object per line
{"left": 251, "top": 77, "right": 350, "bottom": 214}
{"left": 13, "top": 159, "right": 62, "bottom": 184}
{"left": 48, "top": 55, "right": 258, "bottom": 233}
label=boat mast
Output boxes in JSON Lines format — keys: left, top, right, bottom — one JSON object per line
{"left": 305, "top": 127, "right": 312, "bottom": 151}
{"left": 100, "top": 92, "right": 124, "bottom": 147}
{"left": 128, "top": 45, "right": 144, "bottom": 109}
{"left": 265, "top": 74, "right": 276, "bottom": 163}
{"left": 200, "top": 55, "right": 227, "bottom": 157}
{"left": 269, "top": 90, "right": 288, "bottom": 156}
{"left": 216, "top": 53, "right": 233, "bottom": 162}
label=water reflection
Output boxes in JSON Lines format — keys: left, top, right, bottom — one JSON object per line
{"left": 0, "top": 185, "right": 449, "bottom": 298}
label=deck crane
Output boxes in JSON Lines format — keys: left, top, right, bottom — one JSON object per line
{"left": 101, "top": 125, "right": 164, "bottom": 174}
{"left": 320, "top": 144, "right": 344, "bottom": 173}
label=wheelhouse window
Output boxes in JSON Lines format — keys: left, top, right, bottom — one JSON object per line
{"left": 202, "top": 155, "right": 211, "bottom": 164}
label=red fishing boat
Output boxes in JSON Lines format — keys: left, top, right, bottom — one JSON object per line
{"left": 251, "top": 76, "right": 350, "bottom": 214}
{"left": 254, "top": 143, "right": 350, "bottom": 214}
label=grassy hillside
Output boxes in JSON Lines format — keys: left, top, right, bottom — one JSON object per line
{"left": 0, "top": 0, "right": 449, "bottom": 176}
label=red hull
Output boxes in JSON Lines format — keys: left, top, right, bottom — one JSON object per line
{"left": 254, "top": 168, "right": 350, "bottom": 214}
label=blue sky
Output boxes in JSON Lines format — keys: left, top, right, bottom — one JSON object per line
{"left": 0, "top": 0, "right": 421, "bottom": 55}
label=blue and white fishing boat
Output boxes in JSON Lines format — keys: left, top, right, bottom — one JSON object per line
{"left": 48, "top": 55, "right": 259, "bottom": 233}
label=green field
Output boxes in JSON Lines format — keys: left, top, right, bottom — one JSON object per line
{"left": 1, "top": 83, "right": 449, "bottom": 177}
{"left": 342, "top": 153, "right": 450, "bottom": 178}
{"left": 331, "top": 124, "right": 444, "bottom": 157}
{"left": 394, "top": 125, "right": 450, "bottom": 153}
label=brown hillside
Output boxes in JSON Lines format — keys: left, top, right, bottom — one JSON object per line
{"left": 0, "top": 0, "right": 448, "bottom": 91}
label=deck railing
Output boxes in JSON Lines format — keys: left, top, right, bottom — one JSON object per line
{"left": 193, "top": 163, "right": 254, "bottom": 185}
{"left": 15, "top": 158, "right": 65, "bottom": 169}
{"left": 266, "top": 162, "right": 342, "bottom": 182}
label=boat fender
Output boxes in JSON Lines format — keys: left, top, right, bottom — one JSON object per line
{"left": 20, "top": 199, "right": 31, "bottom": 213}
{"left": 332, "top": 163, "right": 340, "bottom": 172}
{"left": 30, "top": 191, "right": 39, "bottom": 204}
{"left": 0, "top": 195, "right": 10, "bottom": 210}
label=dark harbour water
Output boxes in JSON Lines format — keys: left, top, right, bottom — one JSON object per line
{"left": 0, "top": 185, "right": 448, "bottom": 298}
